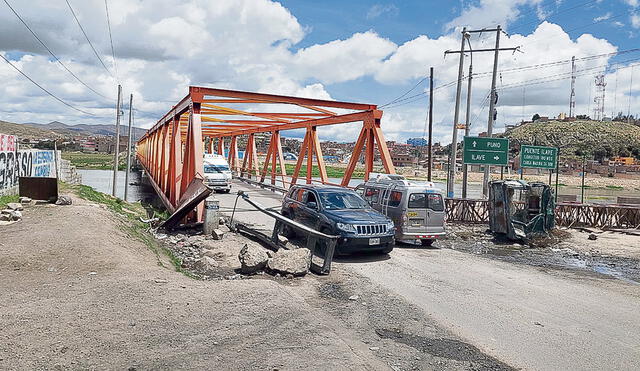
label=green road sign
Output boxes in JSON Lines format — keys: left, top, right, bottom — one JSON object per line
{"left": 520, "top": 145, "right": 558, "bottom": 169}
{"left": 463, "top": 136, "right": 509, "bottom": 166}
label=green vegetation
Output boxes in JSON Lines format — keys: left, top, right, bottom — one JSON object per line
{"left": 62, "top": 151, "right": 127, "bottom": 170}
{"left": 503, "top": 120, "right": 640, "bottom": 160}
{"left": 0, "top": 195, "right": 20, "bottom": 209}
{"left": 605, "top": 185, "right": 624, "bottom": 190}
{"left": 62, "top": 183, "right": 194, "bottom": 278}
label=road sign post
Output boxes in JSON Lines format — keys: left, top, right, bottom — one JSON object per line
{"left": 462, "top": 137, "right": 509, "bottom": 166}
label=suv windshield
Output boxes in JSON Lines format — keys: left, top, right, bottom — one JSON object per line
{"left": 204, "top": 164, "right": 229, "bottom": 173}
{"left": 319, "top": 191, "right": 370, "bottom": 210}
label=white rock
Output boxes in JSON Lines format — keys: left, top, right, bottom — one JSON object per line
{"left": 6, "top": 203, "right": 23, "bottom": 211}
{"left": 267, "top": 248, "right": 311, "bottom": 276}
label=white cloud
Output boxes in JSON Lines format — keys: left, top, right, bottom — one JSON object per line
{"left": 632, "top": 13, "right": 640, "bottom": 28}
{"left": 366, "top": 4, "right": 399, "bottom": 20}
{"left": 593, "top": 12, "right": 612, "bottom": 22}
{"left": 445, "top": 0, "right": 544, "bottom": 31}
{"left": 0, "top": 0, "right": 632, "bottom": 146}
{"left": 626, "top": 0, "right": 639, "bottom": 8}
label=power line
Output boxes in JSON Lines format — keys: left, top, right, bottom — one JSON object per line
{"left": 0, "top": 53, "right": 96, "bottom": 116}
{"left": 103, "top": 0, "right": 118, "bottom": 81}
{"left": 507, "top": 0, "right": 599, "bottom": 34}
{"left": 379, "top": 73, "right": 429, "bottom": 107}
{"left": 2, "top": 0, "right": 111, "bottom": 100}
{"left": 65, "top": 0, "right": 114, "bottom": 78}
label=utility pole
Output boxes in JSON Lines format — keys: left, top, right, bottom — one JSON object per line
{"left": 445, "top": 26, "right": 518, "bottom": 198}
{"left": 124, "top": 94, "right": 133, "bottom": 201}
{"left": 482, "top": 26, "right": 502, "bottom": 198}
{"left": 427, "top": 67, "right": 434, "bottom": 182}
{"left": 569, "top": 56, "right": 576, "bottom": 117}
{"left": 462, "top": 63, "right": 473, "bottom": 199}
{"left": 111, "top": 84, "right": 122, "bottom": 197}
{"left": 445, "top": 27, "right": 467, "bottom": 198}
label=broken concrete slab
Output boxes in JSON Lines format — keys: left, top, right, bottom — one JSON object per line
{"left": 55, "top": 196, "right": 73, "bottom": 205}
{"left": 238, "top": 244, "right": 269, "bottom": 274}
{"left": 19, "top": 197, "right": 32, "bottom": 204}
{"left": 6, "top": 203, "right": 23, "bottom": 211}
{"left": 212, "top": 228, "right": 225, "bottom": 240}
{"left": 267, "top": 248, "right": 311, "bottom": 276}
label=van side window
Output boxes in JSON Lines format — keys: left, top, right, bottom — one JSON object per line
{"left": 388, "top": 191, "right": 402, "bottom": 207}
{"left": 408, "top": 193, "right": 445, "bottom": 211}
{"left": 364, "top": 187, "right": 380, "bottom": 203}
{"left": 427, "top": 193, "right": 444, "bottom": 211}
{"left": 408, "top": 193, "right": 426, "bottom": 208}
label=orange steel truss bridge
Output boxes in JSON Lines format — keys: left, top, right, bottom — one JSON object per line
{"left": 136, "top": 86, "right": 396, "bottom": 221}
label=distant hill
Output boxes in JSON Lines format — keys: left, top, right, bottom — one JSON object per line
{"left": 0, "top": 120, "right": 63, "bottom": 139}
{"left": 503, "top": 120, "right": 640, "bottom": 158}
{"left": 26, "top": 121, "right": 147, "bottom": 140}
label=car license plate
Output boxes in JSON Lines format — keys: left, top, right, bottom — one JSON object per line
{"left": 407, "top": 211, "right": 418, "bottom": 217}
{"left": 369, "top": 238, "right": 380, "bottom": 245}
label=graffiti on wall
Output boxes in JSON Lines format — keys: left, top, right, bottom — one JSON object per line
{"left": 0, "top": 134, "right": 58, "bottom": 191}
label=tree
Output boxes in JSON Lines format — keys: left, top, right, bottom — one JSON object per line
{"left": 531, "top": 113, "right": 540, "bottom": 121}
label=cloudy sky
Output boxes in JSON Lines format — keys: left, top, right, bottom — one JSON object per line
{"left": 1, "top": 0, "right": 639, "bottom": 144}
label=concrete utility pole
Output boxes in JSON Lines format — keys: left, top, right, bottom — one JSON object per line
{"left": 446, "top": 26, "right": 518, "bottom": 198}
{"left": 482, "top": 26, "right": 502, "bottom": 198}
{"left": 445, "top": 27, "right": 467, "bottom": 198}
{"left": 124, "top": 94, "right": 133, "bottom": 201}
{"left": 112, "top": 84, "right": 122, "bottom": 197}
{"left": 569, "top": 56, "right": 576, "bottom": 117}
{"left": 427, "top": 67, "right": 434, "bottom": 182}
{"left": 462, "top": 63, "right": 473, "bottom": 199}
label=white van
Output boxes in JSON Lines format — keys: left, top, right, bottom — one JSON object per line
{"left": 203, "top": 154, "right": 232, "bottom": 193}
{"left": 355, "top": 173, "right": 446, "bottom": 246}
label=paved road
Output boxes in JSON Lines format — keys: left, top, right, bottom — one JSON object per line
{"left": 217, "top": 180, "right": 640, "bottom": 370}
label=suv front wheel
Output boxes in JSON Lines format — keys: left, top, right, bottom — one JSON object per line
{"left": 381, "top": 243, "right": 394, "bottom": 254}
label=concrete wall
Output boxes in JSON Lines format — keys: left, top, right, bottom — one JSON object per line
{"left": 1, "top": 133, "right": 62, "bottom": 195}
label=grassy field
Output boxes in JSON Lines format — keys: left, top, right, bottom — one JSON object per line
{"left": 0, "top": 195, "right": 19, "bottom": 209}
{"left": 62, "top": 152, "right": 127, "bottom": 170}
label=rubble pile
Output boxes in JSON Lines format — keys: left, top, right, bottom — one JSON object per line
{"left": 0, "top": 197, "right": 31, "bottom": 225}
{"left": 153, "top": 218, "right": 312, "bottom": 280}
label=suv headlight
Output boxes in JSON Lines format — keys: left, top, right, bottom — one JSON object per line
{"left": 386, "top": 221, "right": 395, "bottom": 231}
{"left": 336, "top": 222, "right": 356, "bottom": 233}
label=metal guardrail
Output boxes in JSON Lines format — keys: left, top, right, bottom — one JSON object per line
{"left": 233, "top": 191, "right": 339, "bottom": 275}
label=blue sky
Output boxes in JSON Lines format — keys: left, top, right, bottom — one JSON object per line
{"left": 0, "top": 0, "right": 639, "bottom": 144}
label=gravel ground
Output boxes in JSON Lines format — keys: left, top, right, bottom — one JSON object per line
{"left": 0, "top": 194, "right": 510, "bottom": 370}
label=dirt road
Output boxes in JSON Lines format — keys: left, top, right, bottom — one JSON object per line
{"left": 0, "top": 197, "right": 391, "bottom": 370}
{"left": 1, "top": 189, "right": 514, "bottom": 370}
{"left": 219, "top": 180, "right": 640, "bottom": 370}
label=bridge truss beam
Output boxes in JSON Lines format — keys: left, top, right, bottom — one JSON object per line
{"left": 137, "top": 86, "right": 395, "bottom": 222}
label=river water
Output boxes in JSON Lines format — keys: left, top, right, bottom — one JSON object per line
{"left": 77, "top": 169, "right": 156, "bottom": 202}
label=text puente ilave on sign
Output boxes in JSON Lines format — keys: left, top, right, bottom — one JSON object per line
{"left": 520, "top": 145, "right": 558, "bottom": 169}
{"left": 462, "top": 136, "right": 509, "bottom": 166}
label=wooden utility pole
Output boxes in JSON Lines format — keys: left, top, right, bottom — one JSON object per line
{"left": 111, "top": 84, "right": 122, "bottom": 197}
{"left": 445, "top": 27, "right": 467, "bottom": 198}
{"left": 124, "top": 94, "right": 133, "bottom": 201}
{"left": 427, "top": 67, "right": 434, "bottom": 182}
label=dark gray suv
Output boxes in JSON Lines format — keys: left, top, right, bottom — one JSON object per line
{"left": 281, "top": 184, "right": 395, "bottom": 254}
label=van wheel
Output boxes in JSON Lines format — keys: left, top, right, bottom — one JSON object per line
{"left": 421, "top": 239, "right": 434, "bottom": 247}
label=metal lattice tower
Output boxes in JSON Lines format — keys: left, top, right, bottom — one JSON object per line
{"left": 569, "top": 56, "right": 576, "bottom": 117}
{"left": 593, "top": 74, "right": 607, "bottom": 121}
